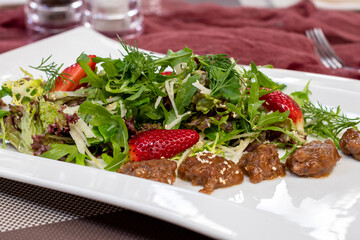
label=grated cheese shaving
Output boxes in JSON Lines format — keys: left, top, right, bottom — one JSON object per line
{"left": 85, "top": 146, "right": 104, "bottom": 169}
{"left": 154, "top": 96, "right": 162, "bottom": 109}
{"left": 192, "top": 80, "right": 211, "bottom": 95}
{"left": 49, "top": 91, "right": 87, "bottom": 100}
{"left": 105, "top": 102, "right": 117, "bottom": 112}
{"left": 174, "top": 63, "right": 187, "bottom": 75}
{"left": 63, "top": 105, "right": 79, "bottom": 115}
{"left": 165, "top": 111, "right": 191, "bottom": 130}
{"left": 178, "top": 148, "right": 192, "bottom": 167}
{"left": 91, "top": 96, "right": 120, "bottom": 106}
{"left": 165, "top": 79, "right": 179, "bottom": 117}
{"left": 64, "top": 106, "right": 95, "bottom": 139}
{"left": 231, "top": 138, "right": 252, "bottom": 164}
{"left": 119, "top": 100, "right": 127, "bottom": 117}
{"left": 69, "top": 124, "right": 87, "bottom": 154}
{"left": 75, "top": 118, "right": 96, "bottom": 138}
{"left": 181, "top": 74, "right": 190, "bottom": 85}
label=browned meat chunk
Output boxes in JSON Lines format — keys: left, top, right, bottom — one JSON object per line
{"left": 340, "top": 128, "right": 360, "bottom": 160}
{"left": 117, "top": 159, "right": 177, "bottom": 184}
{"left": 238, "top": 144, "right": 286, "bottom": 183}
{"left": 178, "top": 153, "right": 243, "bottom": 194}
{"left": 286, "top": 139, "right": 341, "bottom": 178}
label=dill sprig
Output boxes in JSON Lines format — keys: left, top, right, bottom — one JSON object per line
{"left": 117, "top": 38, "right": 158, "bottom": 79}
{"left": 302, "top": 102, "right": 360, "bottom": 148}
{"left": 197, "top": 54, "right": 233, "bottom": 71}
{"left": 30, "top": 56, "right": 64, "bottom": 95}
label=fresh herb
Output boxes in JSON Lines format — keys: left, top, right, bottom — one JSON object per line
{"left": 30, "top": 56, "right": 66, "bottom": 95}
{"left": 290, "top": 81, "right": 311, "bottom": 107}
{"left": 302, "top": 102, "right": 360, "bottom": 148}
{"left": 40, "top": 144, "right": 79, "bottom": 162}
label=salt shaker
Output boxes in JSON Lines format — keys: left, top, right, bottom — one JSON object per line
{"left": 83, "top": 0, "right": 143, "bottom": 38}
{"left": 25, "top": 0, "right": 84, "bottom": 34}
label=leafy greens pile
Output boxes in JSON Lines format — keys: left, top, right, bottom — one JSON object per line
{"left": 0, "top": 42, "right": 358, "bottom": 171}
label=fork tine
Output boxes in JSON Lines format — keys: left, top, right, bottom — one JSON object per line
{"left": 308, "top": 29, "right": 338, "bottom": 69}
{"left": 306, "top": 28, "right": 343, "bottom": 69}
{"left": 306, "top": 29, "right": 332, "bottom": 69}
{"left": 313, "top": 28, "right": 344, "bottom": 68}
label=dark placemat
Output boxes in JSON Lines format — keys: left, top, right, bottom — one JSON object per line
{"left": 0, "top": 177, "right": 212, "bottom": 240}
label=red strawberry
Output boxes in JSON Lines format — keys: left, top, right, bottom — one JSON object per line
{"left": 128, "top": 129, "right": 199, "bottom": 161}
{"left": 54, "top": 55, "right": 97, "bottom": 92}
{"left": 260, "top": 90, "right": 304, "bottom": 133}
{"left": 160, "top": 71, "right": 173, "bottom": 76}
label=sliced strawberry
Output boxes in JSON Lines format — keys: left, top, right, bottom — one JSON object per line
{"left": 160, "top": 71, "right": 173, "bottom": 76}
{"left": 260, "top": 90, "right": 304, "bottom": 133}
{"left": 128, "top": 129, "right": 199, "bottom": 161}
{"left": 54, "top": 55, "right": 97, "bottom": 92}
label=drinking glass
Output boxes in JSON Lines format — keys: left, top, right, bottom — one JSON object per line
{"left": 83, "top": 0, "right": 143, "bottom": 38}
{"left": 142, "top": 0, "right": 162, "bottom": 15}
{"left": 25, "top": 0, "right": 84, "bottom": 34}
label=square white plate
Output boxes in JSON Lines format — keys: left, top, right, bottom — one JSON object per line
{"left": 1, "top": 27, "right": 360, "bottom": 240}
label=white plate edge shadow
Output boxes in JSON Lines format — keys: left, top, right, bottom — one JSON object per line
{"left": 0, "top": 27, "right": 359, "bottom": 240}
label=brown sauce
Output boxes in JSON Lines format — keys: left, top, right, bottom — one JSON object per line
{"left": 178, "top": 153, "right": 243, "bottom": 194}
{"left": 117, "top": 159, "right": 177, "bottom": 184}
{"left": 340, "top": 128, "right": 360, "bottom": 160}
{"left": 286, "top": 139, "right": 341, "bottom": 178}
{"left": 238, "top": 144, "right": 286, "bottom": 183}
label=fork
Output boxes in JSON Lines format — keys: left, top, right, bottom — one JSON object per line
{"left": 305, "top": 28, "right": 358, "bottom": 71}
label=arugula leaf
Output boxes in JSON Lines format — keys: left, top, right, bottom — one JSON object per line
{"left": 79, "top": 101, "right": 115, "bottom": 126}
{"left": 78, "top": 54, "right": 105, "bottom": 88}
{"left": 249, "top": 62, "right": 279, "bottom": 89}
{"left": 79, "top": 101, "right": 129, "bottom": 171}
{"left": 103, "top": 115, "right": 128, "bottom": 171}
{"left": 125, "top": 85, "right": 146, "bottom": 101}
{"left": 175, "top": 75, "right": 200, "bottom": 114}
{"left": 155, "top": 47, "right": 193, "bottom": 69}
{"left": 40, "top": 144, "right": 78, "bottom": 162}
{"left": 75, "top": 154, "right": 87, "bottom": 166}
{"left": 161, "top": 105, "right": 177, "bottom": 129}
{"left": 139, "top": 104, "right": 164, "bottom": 120}
{"left": 101, "top": 153, "right": 113, "bottom": 165}
{"left": 225, "top": 102, "right": 244, "bottom": 117}
{"left": 101, "top": 60, "right": 119, "bottom": 78}
{"left": 256, "top": 111, "right": 290, "bottom": 128}
{"left": 98, "top": 124, "right": 118, "bottom": 143}
{"left": 247, "top": 76, "right": 264, "bottom": 122}
{"left": 290, "top": 81, "right": 311, "bottom": 107}
{"left": 220, "top": 79, "right": 241, "bottom": 103}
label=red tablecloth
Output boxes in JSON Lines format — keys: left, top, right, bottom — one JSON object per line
{"left": 133, "top": 0, "right": 360, "bottom": 79}
{"left": 1, "top": 0, "right": 360, "bottom": 79}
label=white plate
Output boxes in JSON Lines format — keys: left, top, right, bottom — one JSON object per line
{"left": 1, "top": 27, "right": 360, "bottom": 240}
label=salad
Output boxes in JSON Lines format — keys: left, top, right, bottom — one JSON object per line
{"left": 0, "top": 41, "right": 359, "bottom": 192}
